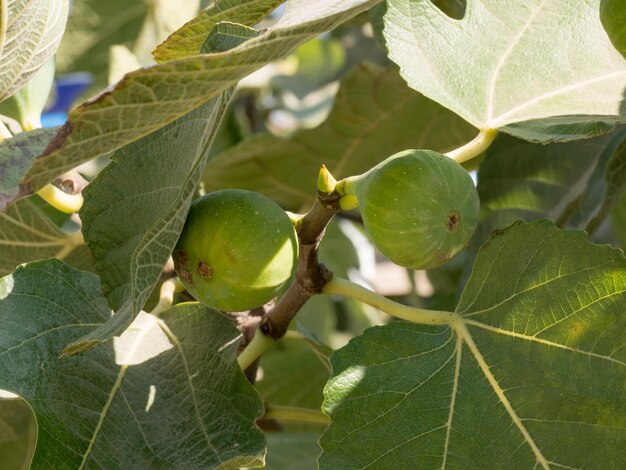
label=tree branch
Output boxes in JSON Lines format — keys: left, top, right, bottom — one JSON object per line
{"left": 260, "top": 193, "right": 340, "bottom": 339}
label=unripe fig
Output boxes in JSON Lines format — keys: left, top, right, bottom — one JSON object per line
{"left": 340, "top": 149, "right": 479, "bottom": 269}
{"left": 173, "top": 189, "right": 298, "bottom": 312}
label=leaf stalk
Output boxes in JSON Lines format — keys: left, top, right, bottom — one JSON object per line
{"left": 323, "top": 277, "right": 454, "bottom": 325}
{"left": 446, "top": 128, "right": 498, "bottom": 163}
{"left": 263, "top": 404, "right": 330, "bottom": 425}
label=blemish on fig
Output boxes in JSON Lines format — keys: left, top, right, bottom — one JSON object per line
{"left": 197, "top": 261, "right": 213, "bottom": 279}
{"left": 175, "top": 249, "right": 194, "bottom": 286}
{"left": 435, "top": 250, "right": 452, "bottom": 262}
{"left": 446, "top": 210, "right": 461, "bottom": 231}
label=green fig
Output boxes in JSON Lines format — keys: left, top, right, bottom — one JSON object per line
{"left": 339, "top": 149, "right": 479, "bottom": 269}
{"left": 174, "top": 189, "right": 298, "bottom": 311}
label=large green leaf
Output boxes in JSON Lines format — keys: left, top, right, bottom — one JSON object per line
{"left": 0, "top": 197, "right": 90, "bottom": 276}
{"left": 18, "top": 0, "right": 379, "bottom": 203}
{"left": 0, "top": 1, "right": 69, "bottom": 101}
{"left": 203, "top": 64, "right": 475, "bottom": 210}
{"left": 320, "top": 221, "right": 626, "bottom": 468}
{"left": 0, "top": 127, "right": 57, "bottom": 210}
{"left": 75, "top": 93, "right": 231, "bottom": 354}
{"left": 384, "top": 0, "right": 626, "bottom": 142}
{"left": 0, "top": 260, "right": 265, "bottom": 468}
{"left": 153, "top": 0, "right": 285, "bottom": 62}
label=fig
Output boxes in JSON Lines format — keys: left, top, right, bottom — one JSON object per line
{"left": 339, "top": 149, "right": 479, "bottom": 269}
{"left": 173, "top": 189, "right": 298, "bottom": 311}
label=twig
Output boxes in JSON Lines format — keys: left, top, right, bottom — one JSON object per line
{"left": 260, "top": 193, "right": 340, "bottom": 339}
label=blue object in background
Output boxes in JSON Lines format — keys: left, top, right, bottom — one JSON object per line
{"left": 41, "top": 72, "right": 93, "bottom": 128}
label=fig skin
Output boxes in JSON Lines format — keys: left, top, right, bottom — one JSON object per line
{"left": 173, "top": 189, "right": 298, "bottom": 311}
{"left": 344, "top": 149, "right": 479, "bottom": 269}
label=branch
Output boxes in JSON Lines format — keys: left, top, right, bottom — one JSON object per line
{"left": 260, "top": 192, "right": 340, "bottom": 339}
{"left": 236, "top": 167, "right": 341, "bottom": 372}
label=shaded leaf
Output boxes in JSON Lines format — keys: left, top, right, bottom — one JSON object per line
{"left": 0, "top": 127, "right": 58, "bottom": 210}
{"left": 56, "top": 0, "right": 148, "bottom": 86}
{"left": 431, "top": 0, "right": 466, "bottom": 19}
{"left": 318, "top": 219, "right": 361, "bottom": 280}
{"left": 568, "top": 127, "right": 626, "bottom": 232}
{"left": 611, "top": 190, "right": 626, "bottom": 248}
{"left": 203, "top": 64, "right": 475, "bottom": 210}
{"left": 21, "top": 0, "right": 379, "bottom": 199}
{"left": 154, "top": 0, "right": 284, "bottom": 62}
{"left": 321, "top": 221, "right": 626, "bottom": 468}
{"left": 601, "top": 0, "right": 626, "bottom": 59}
{"left": 384, "top": 0, "right": 626, "bottom": 142}
{"left": 0, "top": 399, "right": 36, "bottom": 470}
{"left": 294, "top": 295, "right": 337, "bottom": 347}
{"left": 0, "top": 1, "right": 69, "bottom": 101}
{"left": 131, "top": 1, "right": 201, "bottom": 65}
{"left": 269, "top": 37, "right": 346, "bottom": 100}
{"left": 258, "top": 338, "right": 330, "bottom": 410}
{"left": 473, "top": 132, "right": 616, "bottom": 252}
{"left": 265, "top": 432, "right": 321, "bottom": 469}
{"left": 0, "top": 260, "right": 265, "bottom": 468}
{"left": 76, "top": 93, "right": 232, "bottom": 354}
{"left": 0, "top": 197, "right": 90, "bottom": 276}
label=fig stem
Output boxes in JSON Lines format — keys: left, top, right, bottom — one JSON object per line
{"left": 238, "top": 329, "right": 274, "bottom": 370}
{"left": 323, "top": 277, "right": 454, "bottom": 325}
{"left": 37, "top": 183, "right": 84, "bottom": 214}
{"left": 150, "top": 277, "right": 185, "bottom": 317}
{"left": 445, "top": 128, "right": 498, "bottom": 164}
{"left": 263, "top": 404, "right": 330, "bottom": 425}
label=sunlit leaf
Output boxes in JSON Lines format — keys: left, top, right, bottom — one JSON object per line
{"left": 321, "top": 221, "right": 626, "bottom": 468}
{"left": 0, "top": 260, "right": 265, "bottom": 468}
{"left": 153, "top": 0, "right": 284, "bottom": 62}
{"left": 19, "top": 0, "right": 379, "bottom": 202}
{"left": 384, "top": 0, "right": 626, "bottom": 142}
{"left": 0, "top": 58, "right": 54, "bottom": 130}
{"left": 0, "top": 0, "right": 69, "bottom": 101}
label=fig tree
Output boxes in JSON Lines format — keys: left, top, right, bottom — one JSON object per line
{"left": 173, "top": 189, "right": 298, "bottom": 311}
{"left": 339, "top": 149, "right": 479, "bottom": 269}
